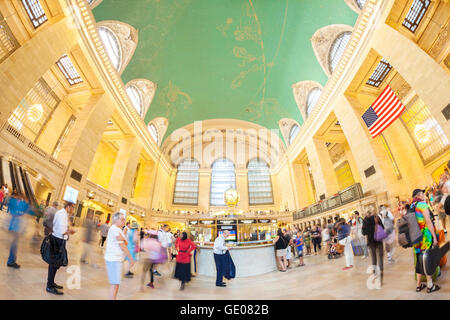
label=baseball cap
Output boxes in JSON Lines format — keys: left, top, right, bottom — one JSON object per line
{"left": 412, "top": 189, "right": 425, "bottom": 197}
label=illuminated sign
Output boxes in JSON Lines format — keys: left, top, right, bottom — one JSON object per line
{"left": 258, "top": 219, "right": 271, "bottom": 223}
{"left": 199, "top": 220, "right": 215, "bottom": 225}
{"left": 238, "top": 219, "right": 256, "bottom": 224}
{"left": 63, "top": 185, "right": 78, "bottom": 203}
{"left": 188, "top": 220, "right": 198, "bottom": 225}
{"left": 217, "top": 219, "right": 237, "bottom": 225}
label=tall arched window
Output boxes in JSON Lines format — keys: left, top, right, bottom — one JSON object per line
{"left": 98, "top": 26, "right": 121, "bottom": 71}
{"left": 306, "top": 87, "right": 322, "bottom": 117}
{"left": 289, "top": 124, "right": 300, "bottom": 145}
{"left": 126, "top": 85, "right": 143, "bottom": 116}
{"left": 210, "top": 159, "right": 236, "bottom": 206}
{"left": 328, "top": 31, "right": 351, "bottom": 74}
{"left": 148, "top": 124, "right": 159, "bottom": 145}
{"left": 248, "top": 159, "right": 273, "bottom": 205}
{"left": 173, "top": 159, "right": 200, "bottom": 205}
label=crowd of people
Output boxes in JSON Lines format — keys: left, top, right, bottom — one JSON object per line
{"left": 274, "top": 169, "right": 449, "bottom": 293}
{"left": 0, "top": 168, "right": 448, "bottom": 299}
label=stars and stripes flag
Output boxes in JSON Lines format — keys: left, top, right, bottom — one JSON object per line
{"left": 361, "top": 85, "right": 406, "bottom": 138}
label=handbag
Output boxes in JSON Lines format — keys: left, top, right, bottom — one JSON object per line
{"left": 40, "top": 235, "right": 52, "bottom": 265}
{"left": 374, "top": 224, "right": 388, "bottom": 242}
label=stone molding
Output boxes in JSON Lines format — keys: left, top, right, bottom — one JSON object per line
{"left": 311, "top": 24, "right": 353, "bottom": 77}
{"left": 148, "top": 117, "right": 168, "bottom": 147}
{"left": 125, "top": 79, "right": 157, "bottom": 117}
{"left": 291, "top": 80, "right": 324, "bottom": 120}
{"left": 278, "top": 118, "right": 301, "bottom": 146}
{"left": 96, "top": 20, "right": 138, "bottom": 75}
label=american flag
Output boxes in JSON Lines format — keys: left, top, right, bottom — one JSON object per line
{"left": 361, "top": 85, "right": 406, "bottom": 138}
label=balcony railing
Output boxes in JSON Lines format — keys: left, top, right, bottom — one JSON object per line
{"left": 293, "top": 183, "right": 364, "bottom": 220}
{"left": 2, "top": 123, "right": 66, "bottom": 172}
{"left": 0, "top": 12, "right": 20, "bottom": 63}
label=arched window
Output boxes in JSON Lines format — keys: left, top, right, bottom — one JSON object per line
{"left": 248, "top": 159, "right": 273, "bottom": 205}
{"left": 98, "top": 26, "right": 121, "bottom": 71}
{"left": 306, "top": 87, "right": 322, "bottom": 117}
{"left": 210, "top": 159, "right": 236, "bottom": 206}
{"left": 126, "top": 85, "right": 143, "bottom": 115}
{"left": 173, "top": 159, "right": 200, "bottom": 205}
{"left": 328, "top": 31, "right": 351, "bottom": 74}
{"left": 289, "top": 124, "right": 300, "bottom": 145}
{"left": 148, "top": 124, "right": 159, "bottom": 145}
{"left": 355, "top": 0, "right": 366, "bottom": 9}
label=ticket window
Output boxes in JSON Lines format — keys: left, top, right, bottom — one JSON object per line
{"left": 189, "top": 226, "right": 215, "bottom": 243}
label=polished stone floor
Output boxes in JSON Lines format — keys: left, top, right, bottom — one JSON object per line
{"left": 0, "top": 212, "right": 448, "bottom": 300}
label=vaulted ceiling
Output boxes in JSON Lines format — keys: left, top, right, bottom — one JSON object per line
{"left": 93, "top": 0, "right": 357, "bottom": 142}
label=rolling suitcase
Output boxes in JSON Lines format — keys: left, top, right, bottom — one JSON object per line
{"left": 415, "top": 241, "right": 449, "bottom": 278}
{"left": 351, "top": 238, "right": 364, "bottom": 256}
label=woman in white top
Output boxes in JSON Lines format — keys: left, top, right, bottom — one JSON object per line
{"left": 104, "top": 212, "right": 135, "bottom": 300}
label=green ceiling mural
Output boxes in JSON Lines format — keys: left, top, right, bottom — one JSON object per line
{"left": 93, "top": 0, "right": 357, "bottom": 142}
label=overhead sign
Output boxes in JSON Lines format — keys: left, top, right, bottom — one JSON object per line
{"left": 217, "top": 219, "right": 237, "bottom": 225}
{"left": 238, "top": 219, "right": 256, "bottom": 224}
{"left": 258, "top": 219, "right": 272, "bottom": 223}
{"left": 188, "top": 220, "right": 198, "bottom": 225}
{"left": 199, "top": 220, "right": 215, "bottom": 225}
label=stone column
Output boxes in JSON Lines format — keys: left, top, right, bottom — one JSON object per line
{"left": 198, "top": 168, "right": 211, "bottom": 212}
{"left": 236, "top": 168, "right": 248, "bottom": 211}
{"left": 108, "top": 137, "right": 142, "bottom": 199}
{"left": 0, "top": 17, "right": 78, "bottom": 125}
{"left": 333, "top": 95, "right": 393, "bottom": 196}
{"left": 56, "top": 93, "right": 113, "bottom": 200}
{"left": 292, "top": 162, "right": 315, "bottom": 208}
{"left": 133, "top": 160, "right": 156, "bottom": 208}
{"left": 305, "top": 139, "right": 340, "bottom": 198}
{"left": 371, "top": 23, "right": 450, "bottom": 135}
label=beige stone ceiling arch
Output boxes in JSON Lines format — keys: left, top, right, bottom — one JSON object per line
{"left": 278, "top": 118, "right": 302, "bottom": 147}
{"left": 125, "top": 79, "right": 157, "bottom": 118}
{"left": 310, "top": 24, "right": 353, "bottom": 77}
{"left": 96, "top": 20, "right": 138, "bottom": 75}
{"left": 147, "top": 117, "right": 168, "bottom": 147}
{"left": 291, "top": 80, "right": 324, "bottom": 121}
{"left": 161, "top": 119, "right": 286, "bottom": 169}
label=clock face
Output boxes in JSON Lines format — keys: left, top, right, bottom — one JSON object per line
{"left": 224, "top": 188, "right": 239, "bottom": 206}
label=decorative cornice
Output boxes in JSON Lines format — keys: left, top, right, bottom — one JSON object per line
{"left": 66, "top": 0, "right": 173, "bottom": 174}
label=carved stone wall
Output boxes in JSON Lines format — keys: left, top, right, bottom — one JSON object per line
{"left": 344, "top": 0, "right": 362, "bottom": 14}
{"left": 279, "top": 118, "right": 301, "bottom": 147}
{"left": 291, "top": 80, "right": 324, "bottom": 121}
{"left": 125, "top": 79, "right": 157, "bottom": 117}
{"left": 148, "top": 117, "right": 168, "bottom": 146}
{"left": 310, "top": 24, "right": 353, "bottom": 77}
{"left": 97, "top": 20, "right": 138, "bottom": 75}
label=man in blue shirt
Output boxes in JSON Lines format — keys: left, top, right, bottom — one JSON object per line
{"left": 7, "top": 193, "right": 31, "bottom": 269}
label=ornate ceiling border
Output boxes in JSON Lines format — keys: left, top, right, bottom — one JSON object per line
{"left": 66, "top": 0, "right": 172, "bottom": 173}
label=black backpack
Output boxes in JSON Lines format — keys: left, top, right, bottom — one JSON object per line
{"left": 397, "top": 203, "right": 423, "bottom": 248}
{"left": 444, "top": 196, "right": 450, "bottom": 216}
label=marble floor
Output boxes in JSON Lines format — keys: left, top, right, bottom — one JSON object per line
{"left": 0, "top": 213, "right": 448, "bottom": 300}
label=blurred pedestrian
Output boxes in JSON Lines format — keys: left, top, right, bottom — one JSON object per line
{"left": 174, "top": 231, "right": 196, "bottom": 290}
{"left": 6, "top": 193, "right": 30, "bottom": 269}
{"left": 0, "top": 185, "right": 5, "bottom": 211}
{"left": 46, "top": 202, "right": 76, "bottom": 295}
{"left": 362, "top": 211, "right": 384, "bottom": 285}
{"left": 336, "top": 218, "right": 353, "bottom": 271}
{"left": 124, "top": 221, "right": 139, "bottom": 278}
{"left": 43, "top": 201, "right": 58, "bottom": 236}
{"left": 140, "top": 230, "right": 161, "bottom": 289}
{"left": 104, "top": 212, "right": 135, "bottom": 300}
{"left": 100, "top": 221, "right": 109, "bottom": 247}
{"left": 80, "top": 218, "right": 96, "bottom": 265}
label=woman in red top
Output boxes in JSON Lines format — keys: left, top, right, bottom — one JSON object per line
{"left": 174, "top": 231, "right": 196, "bottom": 290}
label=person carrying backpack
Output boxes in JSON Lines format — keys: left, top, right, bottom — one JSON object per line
{"left": 410, "top": 189, "right": 440, "bottom": 293}
{"left": 379, "top": 205, "right": 395, "bottom": 263}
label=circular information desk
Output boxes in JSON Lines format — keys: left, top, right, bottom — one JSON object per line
{"left": 196, "top": 241, "right": 277, "bottom": 277}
